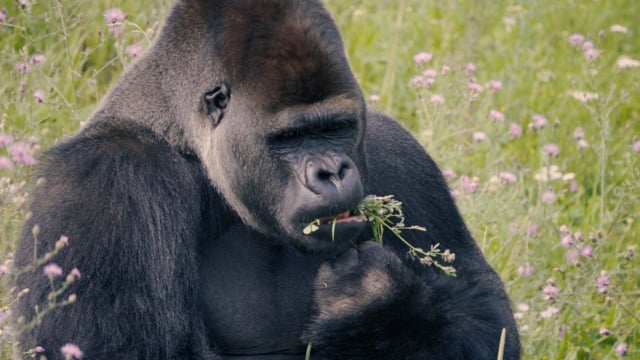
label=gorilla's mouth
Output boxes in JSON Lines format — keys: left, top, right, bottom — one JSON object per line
{"left": 317, "top": 211, "right": 364, "bottom": 224}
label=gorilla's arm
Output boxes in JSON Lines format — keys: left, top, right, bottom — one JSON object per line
{"left": 13, "top": 119, "right": 216, "bottom": 360}
{"left": 305, "top": 112, "right": 520, "bottom": 359}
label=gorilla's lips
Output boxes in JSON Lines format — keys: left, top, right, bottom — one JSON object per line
{"left": 318, "top": 211, "right": 364, "bottom": 224}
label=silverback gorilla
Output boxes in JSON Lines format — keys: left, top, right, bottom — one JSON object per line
{"left": 13, "top": 1, "right": 520, "bottom": 359}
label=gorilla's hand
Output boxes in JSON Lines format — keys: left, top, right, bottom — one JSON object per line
{"left": 305, "top": 241, "right": 428, "bottom": 358}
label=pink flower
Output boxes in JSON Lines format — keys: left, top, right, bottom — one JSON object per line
{"left": 8, "top": 142, "right": 36, "bottom": 165}
{"left": 19, "top": 0, "right": 30, "bottom": 9}
{"left": 632, "top": 140, "right": 640, "bottom": 153}
{"left": 0, "top": 9, "right": 6, "bottom": 22}
{"left": 517, "top": 263, "right": 534, "bottom": 277}
{"left": 109, "top": 25, "right": 124, "bottom": 36}
{"left": 498, "top": 171, "right": 517, "bottom": 183}
{"left": 509, "top": 123, "right": 522, "bottom": 138}
{"left": 43, "top": 263, "right": 63, "bottom": 278}
{"left": 368, "top": 94, "right": 380, "bottom": 105}
{"left": 573, "top": 127, "right": 585, "bottom": 140}
{"left": 526, "top": 223, "right": 538, "bottom": 237}
{"left": 472, "top": 131, "right": 487, "bottom": 142}
{"left": 422, "top": 68, "right": 438, "bottom": 78}
{"left": 596, "top": 270, "right": 609, "bottom": 293}
{"left": 541, "top": 190, "right": 556, "bottom": 204}
{"left": 581, "top": 245, "right": 593, "bottom": 258}
{"left": 442, "top": 169, "right": 457, "bottom": 179}
{"left": 409, "top": 76, "right": 434, "bottom": 88}
{"left": 0, "top": 156, "right": 13, "bottom": 169}
{"left": 543, "top": 282, "right": 560, "bottom": 301}
{"left": 488, "top": 80, "right": 502, "bottom": 92}
{"left": 584, "top": 48, "right": 602, "bottom": 61}
{"left": 614, "top": 342, "right": 628, "bottom": 356}
{"left": 577, "top": 139, "right": 589, "bottom": 150}
{"left": 461, "top": 176, "right": 479, "bottom": 194}
{"left": 531, "top": 114, "right": 547, "bottom": 130}
{"left": 540, "top": 306, "right": 559, "bottom": 318}
{"left": 33, "top": 89, "right": 45, "bottom": 103}
{"left": 560, "top": 234, "right": 573, "bottom": 248}
{"left": 35, "top": 346, "right": 45, "bottom": 353}
{"left": 125, "top": 43, "right": 143, "bottom": 57}
{"left": 569, "top": 181, "right": 579, "bottom": 192}
{"left": 599, "top": 328, "right": 612, "bottom": 336}
{"left": 104, "top": 8, "right": 126, "bottom": 24}
{"left": 69, "top": 268, "right": 82, "bottom": 279}
{"left": 429, "top": 94, "right": 445, "bottom": 104}
{"left": 543, "top": 143, "right": 560, "bottom": 156}
{"left": 569, "top": 33, "right": 585, "bottom": 47}
{"left": 60, "top": 343, "right": 84, "bottom": 359}
{"left": 468, "top": 82, "right": 483, "bottom": 93}
{"left": 566, "top": 248, "right": 579, "bottom": 263}
{"left": 15, "top": 62, "right": 32, "bottom": 74}
{"left": 413, "top": 52, "right": 433, "bottom": 66}
{"left": 464, "top": 62, "right": 476, "bottom": 74}
{"left": 582, "top": 41, "right": 594, "bottom": 51}
{"left": 29, "top": 54, "right": 46, "bottom": 65}
{"left": 489, "top": 110, "right": 505, "bottom": 122}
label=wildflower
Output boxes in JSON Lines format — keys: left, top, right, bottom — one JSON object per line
{"left": 412, "top": 52, "right": 433, "bottom": 66}
{"left": 541, "top": 190, "right": 556, "bottom": 204}
{"left": 30, "top": 54, "right": 46, "bottom": 65}
{"left": 463, "top": 62, "right": 476, "bottom": 74}
{"left": 43, "top": 263, "right": 63, "bottom": 278}
{"left": 60, "top": 343, "right": 84, "bottom": 359}
{"left": 442, "top": 249, "right": 455, "bottom": 263}
{"left": 472, "top": 131, "right": 487, "bottom": 142}
{"left": 15, "top": 62, "right": 32, "bottom": 74}
{"left": 542, "top": 280, "right": 560, "bottom": 301}
{"left": 596, "top": 270, "right": 609, "bottom": 293}
{"left": 584, "top": 48, "right": 602, "bottom": 61}
{"left": 55, "top": 235, "right": 69, "bottom": 249}
{"left": 125, "top": 43, "right": 143, "bottom": 57}
{"left": 616, "top": 56, "right": 640, "bottom": 69}
{"left": 429, "top": 94, "right": 445, "bottom": 104}
{"left": 0, "top": 156, "right": 13, "bottom": 169}
{"left": 517, "top": 303, "right": 530, "bottom": 312}
{"left": 0, "top": 9, "right": 6, "bottom": 22}
{"left": 33, "top": 89, "right": 45, "bottom": 103}
{"left": 35, "top": 346, "right": 45, "bottom": 353}
{"left": 0, "top": 264, "right": 11, "bottom": 275}
{"left": 568, "top": 33, "right": 584, "bottom": 47}
{"left": 460, "top": 176, "right": 479, "bottom": 194}
{"left": 531, "top": 114, "right": 547, "bottom": 130}
{"left": 566, "top": 248, "right": 579, "bottom": 263}
{"left": 468, "top": 82, "right": 483, "bottom": 93}
{"left": 8, "top": 142, "right": 37, "bottom": 165}
{"left": 543, "top": 143, "right": 560, "bottom": 156}
{"left": 614, "top": 342, "right": 627, "bottom": 356}
{"left": 449, "top": 189, "right": 458, "bottom": 199}
{"left": 513, "top": 312, "right": 524, "bottom": 320}
{"left": 573, "top": 127, "right": 585, "bottom": 140}
{"left": 104, "top": 8, "right": 126, "bottom": 24}
{"left": 69, "top": 268, "right": 81, "bottom": 280}
{"left": 422, "top": 68, "right": 438, "bottom": 78}
{"left": 109, "top": 25, "right": 124, "bottom": 36}
{"left": 632, "top": 141, "right": 640, "bottom": 153}
{"left": 440, "top": 65, "right": 451, "bottom": 75}
{"left": 442, "top": 169, "right": 457, "bottom": 179}
{"left": 368, "top": 94, "right": 380, "bottom": 105}
{"left": 610, "top": 24, "right": 628, "bottom": 33}
{"left": 577, "top": 139, "right": 589, "bottom": 150}
{"left": 569, "top": 181, "right": 579, "bottom": 192}
{"left": 409, "top": 76, "right": 434, "bottom": 88}
{"left": 517, "top": 263, "right": 534, "bottom": 277}
{"left": 526, "top": 223, "right": 538, "bottom": 237}
{"left": 569, "top": 91, "right": 599, "bottom": 102}
{"left": 487, "top": 80, "right": 502, "bottom": 92}
{"left": 582, "top": 41, "right": 595, "bottom": 51}
{"left": 540, "top": 306, "right": 559, "bottom": 318}
{"left": 509, "top": 123, "right": 522, "bottom": 138}
{"left": 498, "top": 171, "right": 517, "bottom": 183}
{"left": 581, "top": 245, "right": 593, "bottom": 258}
{"left": 560, "top": 233, "right": 573, "bottom": 248}
{"left": 489, "top": 110, "right": 505, "bottom": 122}
{"left": 599, "top": 328, "right": 611, "bottom": 336}
{"left": 19, "top": 0, "right": 30, "bottom": 9}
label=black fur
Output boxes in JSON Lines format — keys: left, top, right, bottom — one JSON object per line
{"left": 13, "top": 1, "right": 520, "bottom": 359}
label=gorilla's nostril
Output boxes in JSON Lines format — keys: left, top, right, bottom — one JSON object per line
{"left": 337, "top": 163, "right": 350, "bottom": 180}
{"left": 317, "top": 169, "right": 334, "bottom": 182}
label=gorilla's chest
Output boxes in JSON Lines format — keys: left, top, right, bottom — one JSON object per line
{"left": 201, "top": 227, "right": 323, "bottom": 357}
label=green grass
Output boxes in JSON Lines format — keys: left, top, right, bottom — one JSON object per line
{"left": 1, "top": 0, "right": 639, "bottom": 359}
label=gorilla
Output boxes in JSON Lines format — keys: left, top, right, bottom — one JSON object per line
{"left": 13, "top": 0, "right": 520, "bottom": 359}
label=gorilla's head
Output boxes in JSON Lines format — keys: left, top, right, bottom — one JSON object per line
{"left": 137, "top": 0, "right": 370, "bottom": 253}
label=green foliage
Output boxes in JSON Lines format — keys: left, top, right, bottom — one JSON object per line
{"left": 0, "top": 0, "right": 638, "bottom": 358}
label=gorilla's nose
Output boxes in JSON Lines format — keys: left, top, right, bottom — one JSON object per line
{"left": 305, "top": 155, "right": 363, "bottom": 204}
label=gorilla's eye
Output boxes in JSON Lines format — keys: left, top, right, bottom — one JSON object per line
{"left": 203, "top": 83, "right": 231, "bottom": 126}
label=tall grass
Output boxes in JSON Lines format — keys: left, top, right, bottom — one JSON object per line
{"left": 1, "top": 0, "right": 638, "bottom": 359}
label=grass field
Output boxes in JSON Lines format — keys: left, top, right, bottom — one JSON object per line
{"left": 1, "top": 0, "right": 639, "bottom": 359}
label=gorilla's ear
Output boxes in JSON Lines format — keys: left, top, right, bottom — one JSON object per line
{"left": 203, "top": 82, "right": 231, "bottom": 126}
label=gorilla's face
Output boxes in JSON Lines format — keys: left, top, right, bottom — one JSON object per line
{"left": 190, "top": 0, "right": 370, "bottom": 253}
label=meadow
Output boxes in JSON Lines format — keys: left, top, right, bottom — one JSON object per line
{"left": 1, "top": 0, "right": 638, "bottom": 359}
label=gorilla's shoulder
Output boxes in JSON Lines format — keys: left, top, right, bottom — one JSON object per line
{"left": 38, "top": 118, "right": 205, "bottom": 194}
